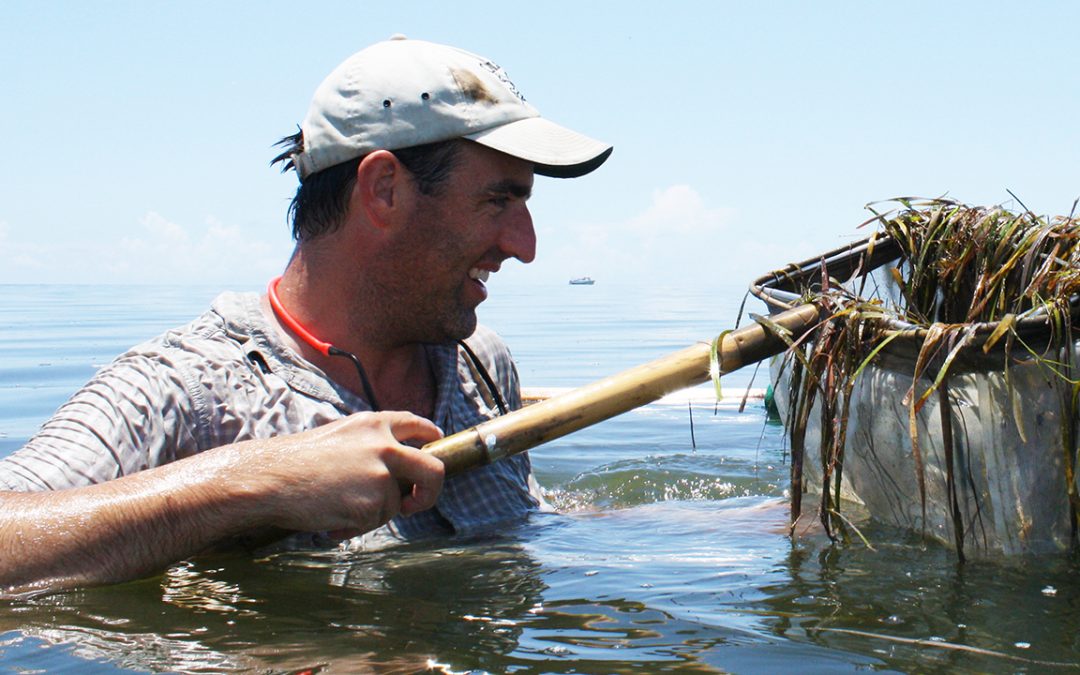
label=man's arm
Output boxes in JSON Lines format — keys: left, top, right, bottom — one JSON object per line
{"left": 0, "top": 411, "right": 444, "bottom": 596}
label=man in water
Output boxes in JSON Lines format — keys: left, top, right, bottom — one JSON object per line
{"left": 0, "top": 36, "right": 611, "bottom": 595}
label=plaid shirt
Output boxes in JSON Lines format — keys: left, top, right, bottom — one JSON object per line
{"left": 0, "top": 292, "right": 541, "bottom": 539}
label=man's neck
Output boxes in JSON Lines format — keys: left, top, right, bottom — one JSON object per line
{"left": 260, "top": 279, "right": 437, "bottom": 419}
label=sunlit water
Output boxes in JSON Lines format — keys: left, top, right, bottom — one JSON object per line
{"left": 1, "top": 283, "right": 1079, "bottom": 673}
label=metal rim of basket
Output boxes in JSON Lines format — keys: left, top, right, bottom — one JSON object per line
{"left": 749, "top": 233, "right": 1079, "bottom": 345}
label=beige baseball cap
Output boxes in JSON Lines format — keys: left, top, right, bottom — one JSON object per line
{"left": 291, "top": 36, "right": 613, "bottom": 181}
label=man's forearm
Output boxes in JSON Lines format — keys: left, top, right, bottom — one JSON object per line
{"left": 0, "top": 411, "right": 445, "bottom": 596}
{"left": 0, "top": 447, "right": 262, "bottom": 595}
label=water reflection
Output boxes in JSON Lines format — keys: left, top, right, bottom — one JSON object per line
{"left": 759, "top": 522, "right": 1080, "bottom": 672}
{"left": 0, "top": 501, "right": 871, "bottom": 674}
{"left": 0, "top": 530, "right": 550, "bottom": 673}
{"left": 506, "top": 501, "right": 888, "bottom": 673}
{"left": 3, "top": 492, "right": 1075, "bottom": 673}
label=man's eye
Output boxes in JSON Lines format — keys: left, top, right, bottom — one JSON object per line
{"left": 489, "top": 197, "right": 510, "bottom": 208}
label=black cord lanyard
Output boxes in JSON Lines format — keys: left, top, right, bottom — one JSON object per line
{"left": 267, "top": 277, "right": 508, "bottom": 415}
{"left": 458, "top": 338, "right": 508, "bottom": 415}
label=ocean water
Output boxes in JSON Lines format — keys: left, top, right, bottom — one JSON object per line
{"left": 1, "top": 282, "right": 1079, "bottom": 673}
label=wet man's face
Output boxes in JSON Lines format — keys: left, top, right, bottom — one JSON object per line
{"left": 391, "top": 141, "right": 535, "bottom": 343}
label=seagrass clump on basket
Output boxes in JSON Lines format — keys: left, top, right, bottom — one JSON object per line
{"left": 751, "top": 197, "right": 1080, "bottom": 559}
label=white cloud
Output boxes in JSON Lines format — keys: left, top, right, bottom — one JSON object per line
{"left": 140, "top": 211, "right": 190, "bottom": 245}
{"left": 535, "top": 184, "right": 757, "bottom": 286}
{"left": 0, "top": 219, "right": 53, "bottom": 277}
{"left": 0, "top": 213, "right": 291, "bottom": 285}
{"left": 625, "top": 185, "right": 734, "bottom": 236}
{"left": 521, "top": 184, "right": 840, "bottom": 290}
{"left": 111, "top": 212, "right": 286, "bottom": 284}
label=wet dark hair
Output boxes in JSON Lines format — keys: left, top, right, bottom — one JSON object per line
{"left": 271, "top": 131, "right": 462, "bottom": 242}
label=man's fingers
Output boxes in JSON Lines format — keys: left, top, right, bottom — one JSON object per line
{"left": 384, "top": 445, "right": 445, "bottom": 516}
{"left": 381, "top": 413, "right": 443, "bottom": 514}
{"left": 315, "top": 411, "right": 446, "bottom": 528}
{"left": 380, "top": 410, "right": 444, "bottom": 447}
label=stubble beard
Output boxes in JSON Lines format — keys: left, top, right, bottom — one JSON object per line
{"left": 365, "top": 260, "right": 479, "bottom": 346}
{"left": 388, "top": 185, "right": 490, "bottom": 344}
{"left": 416, "top": 276, "right": 479, "bottom": 344}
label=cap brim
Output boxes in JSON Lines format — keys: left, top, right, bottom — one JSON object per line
{"left": 465, "top": 117, "right": 612, "bottom": 178}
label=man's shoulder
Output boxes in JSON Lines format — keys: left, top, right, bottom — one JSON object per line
{"left": 122, "top": 291, "right": 261, "bottom": 365}
{"left": 457, "top": 323, "right": 521, "bottom": 409}
{"left": 463, "top": 323, "right": 510, "bottom": 352}
{"left": 460, "top": 324, "right": 514, "bottom": 366}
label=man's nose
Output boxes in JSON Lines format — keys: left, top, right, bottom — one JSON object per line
{"left": 500, "top": 204, "right": 536, "bottom": 264}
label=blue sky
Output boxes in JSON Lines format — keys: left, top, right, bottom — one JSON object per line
{"left": 2, "top": 1, "right": 1077, "bottom": 289}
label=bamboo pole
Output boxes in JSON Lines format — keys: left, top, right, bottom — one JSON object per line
{"left": 426, "top": 302, "right": 821, "bottom": 475}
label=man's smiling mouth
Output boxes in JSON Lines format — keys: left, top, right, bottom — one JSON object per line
{"left": 468, "top": 268, "right": 491, "bottom": 283}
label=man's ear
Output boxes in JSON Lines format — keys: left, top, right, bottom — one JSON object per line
{"left": 354, "top": 150, "right": 410, "bottom": 228}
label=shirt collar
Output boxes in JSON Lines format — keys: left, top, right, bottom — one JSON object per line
{"left": 214, "top": 291, "right": 468, "bottom": 425}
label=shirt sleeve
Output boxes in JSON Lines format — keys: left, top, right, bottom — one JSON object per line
{"left": 0, "top": 349, "right": 200, "bottom": 492}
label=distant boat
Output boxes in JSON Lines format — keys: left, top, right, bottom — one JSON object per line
{"left": 569, "top": 277, "right": 595, "bottom": 285}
